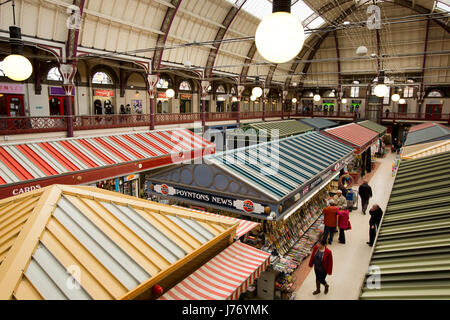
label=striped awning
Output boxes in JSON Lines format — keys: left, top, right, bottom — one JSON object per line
{"left": 323, "top": 123, "right": 379, "bottom": 154}
{"left": 172, "top": 205, "right": 260, "bottom": 238}
{"left": 159, "top": 241, "right": 270, "bottom": 300}
{"left": 408, "top": 122, "right": 441, "bottom": 133}
{"left": 0, "top": 129, "right": 212, "bottom": 186}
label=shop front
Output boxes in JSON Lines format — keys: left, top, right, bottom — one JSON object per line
{"left": 157, "top": 92, "right": 170, "bottom": 113}
{"left": 48, "top": 87, "right": 75, "bottom": 116}
{"left": 93, "top": 89, "right": 115, "bottom": 115}
{"left": 179, "top": 93, "right": 192, "bottom": 113}
{"left": 0, "top": 128, "right": 215, "bottom": 200}
{"left": 357, "top": 120, "right": 388, "bottom": 158}
{"left": 0, "top": 83, "right": 25, "bottom": 117}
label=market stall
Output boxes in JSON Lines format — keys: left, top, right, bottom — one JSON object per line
{"left": 401, "top": 139, "right": 450, "bottom": 160}
{"left": 0, "top": 185, "right": 249, "bottom": 300}
{"left": 322, "top": 123, "right": 379, "bottom": 181}
{"left": 146, "top": 131, "right": 354, "bottom": 298}
{"left": 404, "top": 123, "right": 450, "bottom": 146}
{"left": 357, "top": 120, "right": 388, "bottom": 158}
{"left": 298, "top": 118, "right": 338, "bottom": 132}
{"left": 360, "top": 151, "right": 450, "bottom": 300}
{"left": 0, "top": 128, "right": 214, "bottom": 199}
{"left": 226, "top": 119, "right": 313, "bottom": 149}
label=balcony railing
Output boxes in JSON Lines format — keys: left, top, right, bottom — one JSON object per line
{"left": 0, "top": 111, "right": 448, "bottom": 136}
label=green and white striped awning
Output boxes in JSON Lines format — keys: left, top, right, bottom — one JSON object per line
{"left": 208, "top": 132, "right": 354, "bottom": 202}
{"left": 360, "top": 151, "right": 450, "bottom": 300}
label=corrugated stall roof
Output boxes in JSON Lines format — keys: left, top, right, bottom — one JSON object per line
{"left": 243, "top": 120, "right": 313, "bottom": 139}
{"left": 408, "top": 122, "right": 443, "bottom": 133}
{"left": 360, "top": 151, "right": 450, "bottom": 300}
{"left": 404, "top": 125, "right": 450, "bottom": 146}
{"left": 298, "top": 118, "right": 338, "bottom": 130}
{"left": 402, "top": 139, "right": 450, "bottom": 160}
{"left": 323, "top": 123, "right": 379, "bottom": 154}
{"left": 0, "top": 129, "right": 213, "bottom": 186}
{"left": 357, "top": 120, "right": 387, "bottom": 135}
{"left": 0, "top": 185, "right": 238, "bottom": 300}
{"left": 208, "top": 132, "right": 354, "bottom": 202}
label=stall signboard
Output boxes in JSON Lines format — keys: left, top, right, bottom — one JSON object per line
{"left": 158, "top": 92, "right": 168, "bottom": 99}
{"left": 180, "top": 94, "right": 192, "bottom": 100}
{"left": 94, "top": 89, "right": 115, "bottom": 97}
{"left": 0, "top": 83, "right": 25, "bottom": 94}
{"left": 125, "top": 174, "right": 139, "bottom": 182}
{"left": 151, "top": 183, "right": 267, "bottom": 214}
{"left": 49, "top": 87, "right": 75, "bottom": 96}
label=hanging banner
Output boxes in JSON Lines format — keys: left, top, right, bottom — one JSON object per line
{"left": 158, "top": 92, "right": 168, "bottom": 99}
{"left": 94, "top": 89, "right": 115, "bottom": 97}
{"left": 180, "top": 94, "right": 192, "bottom": 100}
{"left": 49, "top": 87, "right": 75, "bottom": 96}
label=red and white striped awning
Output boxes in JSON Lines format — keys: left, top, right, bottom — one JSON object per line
{"left": 322, "top": 123, "right": 379, "bottom": 154}
{"left": 172, "top": 205, "right": 260, "bottom": 238}
{"left": 0, "top": 129, "right": 214, "bottom": 198}
{"left": 159, "top": 241, "right": 270, "bottom": 300}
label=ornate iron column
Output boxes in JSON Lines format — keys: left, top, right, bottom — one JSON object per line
{"left": 201, "top": 81, "right": 210, "bottom": 130}
{"left": 60, "top": 63, "right": 77, "bottom": 138}
{"left": 237, "top": 85, "right": 245, "bottom": 127}
{"left": 148, "top": 74, "right": 158, "bottom": 130}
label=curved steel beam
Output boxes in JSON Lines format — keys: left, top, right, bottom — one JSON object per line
{"left": 152, "top": 0, "right": 183, "bottom": 73}
{"left": 205, "top": 0, "right": 247, "bottom": 78}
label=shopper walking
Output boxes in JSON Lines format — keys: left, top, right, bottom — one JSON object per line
{"left": 358, "top": 180, "right": 373, "bottom": 214}
{"left": 367, "top": 204, "right": 383, "bottom": 247}
{"left": 322, "top": 200, "right": 338, "bottom": 244}
{"left": 337, "top": 207, "right": 352, "bottom": 244}
{"left": 308, "top": 239, "right": 333, "bottom": 295}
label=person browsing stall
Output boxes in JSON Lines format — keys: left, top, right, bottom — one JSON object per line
{"left": 322, "top": 200, "right": 339, "bottom": 245}
{"left": 333, "top": 190, "right": 347, "bottom": 209}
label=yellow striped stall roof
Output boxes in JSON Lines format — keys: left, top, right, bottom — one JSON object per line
{"left": 0, "top": 185, "right": 238, "bottom": 300}
{"left": 401, "top": 139, "right": 450, "bottom": 160}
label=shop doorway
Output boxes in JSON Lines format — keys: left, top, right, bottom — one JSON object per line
{"left": 180, "top": 99, "right": 191, "bottom": 113}
{"left": 49, "top": 96, "right": 75, "bottom": 116}
{"left": 425, "top": 105, "right": 442, "bottom": 120}
{"left": 0, "top": 95, "right": 24, "bottom": 117}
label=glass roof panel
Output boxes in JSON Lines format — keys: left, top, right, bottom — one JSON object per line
{"left": 437, "top": 1, "right": 450, "bottom": 12}
{"left": 307, "top": 16, "right": 325, "bottom": 29}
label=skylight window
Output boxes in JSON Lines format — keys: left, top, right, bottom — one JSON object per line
{"left": 307, "top": 17, "right": 325, "bottom": 29}
{"left": 291, "top": 1, "right": 315, "bottom": 22}
{"left": 437, "top": 1, "right": 450, "bottom": 12}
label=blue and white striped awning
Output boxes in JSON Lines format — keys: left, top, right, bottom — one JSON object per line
{"left": 207, "top": 132, "right": 354, "bottom": 201}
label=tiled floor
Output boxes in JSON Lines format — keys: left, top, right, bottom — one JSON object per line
{"left": 294, "top": 151, "right": 397, "bottom": 300}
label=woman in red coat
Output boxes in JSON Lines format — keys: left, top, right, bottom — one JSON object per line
{"left": 308, "top": 239, "right": 333, "bottom": 295}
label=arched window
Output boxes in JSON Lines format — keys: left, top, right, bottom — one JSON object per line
{"left": 179, "top": 81, "right": 191, "bottom": 91}
{"left": 92, "top": 71, "right": 113, "bottom": 85}
{"left": 351, "top": 81, "right": 360, "bottom": 98}
{"left": 427, "top": 90, "right": 443, "bottom": 98}
{"left": 231, "top": 87, "right": 236, "bottom": 95}
{"left": 216, "top": 85, "right": 226, "bottom": 94}
{"left": 156, "top": 77, "right": 170, "bottom": 89}
{"left": 324, "top": 90, "right": 336, "bottom": 98}
{"left": 47, "top": 67, "right": 63, "bottom": 81}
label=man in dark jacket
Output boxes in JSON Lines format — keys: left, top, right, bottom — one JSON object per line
{"left": 367, "top": 204, "right": 383, "bottom": 246}
{"left": 358, "top": 180, "right": 373, "bottom": 214}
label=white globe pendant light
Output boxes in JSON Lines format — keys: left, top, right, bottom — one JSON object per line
{"left": 292, "top": 98, "right": 297, "bottom": 104}
{"left": 374, "top": 84, "right": 389, "bottom": 97}
{"left": 399, "top": 98, "right": 406, "bottom": 104}
{"left": 252, "top": 86, "right": 263, "bottom": 98}
{"left": 314, "top": 94, "right": 321, "bottom": 102}
{"left": 232, "top": 97, "right": 238, "bottom": 102}
{"left": 356, "top": 46, "right": 368, "bottom": 56}
{"left": 2, "top": 54, "right": 32, "bottom": 81}
{"left": 391, "top": 93, "right": 400, "bottom": 102}
{"left": 2, "top": 26, "right": 33, "bottom": 82}
{"left": 255, "top": 0, "right": 305, "bottom": 64}
{"left": 165, "top": 88, "right": 175, "bottom": 98}
{"left": 341, "top": 98, "right": 348, "bottom": 104}
{"left": 250, "top": 95, "right": 257, "bottom": 102}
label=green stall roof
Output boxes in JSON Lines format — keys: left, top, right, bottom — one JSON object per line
{"left": 357, "top": 120, "right": 387, "bottom": 136}
{"left": 242, "top": 120, "right": 313, "bottom": 140}
{"left": 360, "top": 151, "right": 450, "bottom": 300}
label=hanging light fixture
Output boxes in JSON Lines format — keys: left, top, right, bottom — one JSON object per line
{"left": 165, "top": 88, "right": 175, "bottom": 98}
{"left": 255, "top": 0, "right": 305, "bottom": 64}
{"left": 232, "top": 97, "right": 238, "bottom": 102}
{"left": 2, "top": 23, "right": 33, "bottom": 82}
{"left": 342, "top": 98, "right": 348, "bottom": 104}
{"left": 252, "top": 77, "right": 263, "bottom": 98}
{"left": 374, "top": 84, "right": 389, "bottom": 97}
{"left": 292, "top": 98, "right": 297, "bottom": 104}
{"left": 391, "top": 93, "right": 400, "bottom": 102}
{"left": 399, "top": 98, "right": 406, "bottom": 104}
{"left": 250, "top": 95, "right": 257, "bottom": 102}
{"left": 313, "top": 88, "right": 321, "bottom": 102}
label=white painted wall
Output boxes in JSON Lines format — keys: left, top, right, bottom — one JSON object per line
{"left": 26, "top": 83, "right": 49, "bottom": 117}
